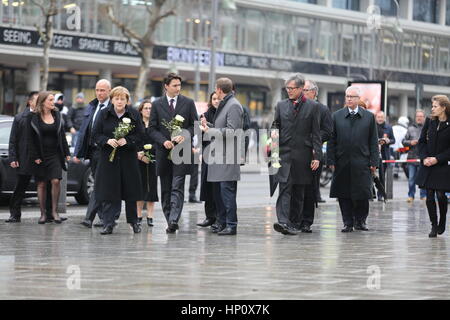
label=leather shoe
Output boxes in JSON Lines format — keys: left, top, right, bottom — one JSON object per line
{"left": 166, "top": 222, "right": 178, "bottom": 233}
{"left": 189, "top": 197, "right": 202, "bottom": 203}
{"left": 100, "top": 225, "right": 113, "bottom": 235}
{"left": 341, "top": 225, "right": 353, "bottom": 233}
{"left": 317, "top": 198, "right": 326, "bottom": 203}
{"left": 197, "top": 218, "right": 215, "bottom": 227}
{"left": 301, "top": 225, "right": 312, "bottom": 233}
{"left": 94, "top": 220, "right": 104, "bottom": 228}
{"left": 80, "top": 219, "right": 92, "bottom": 228}
{"left": 354, "top": 222, "right": 369, "bottom": 231}
{"left": 211, "top": 224, "right": 226, "bottom": 233}
{"left": 131, "top": 223, "right": 141, "bottom": 233}
{"left": 217, "top": 227, "right": 237, "bottom": 235}
{"left": 5, "top": 216, "right": 21, "bottom": 223}
{"left": 147, "top": 217, "right": 153, "bottom": 226}
{"left": 273, "top": 223, "right": 298, "bottom": 235}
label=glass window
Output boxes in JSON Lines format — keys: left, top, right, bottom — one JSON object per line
{"left": 375, "top": 0, "right": 398, "bottom": 16}
{"left": 289, "top": 0, "right": 318, "bottom": 3}
{"left": 447, "top": 0, "right": 450, "bottom": 26}
{"left": 332, "top": 0, "right": 360, "bottom": 11}
{"left": 413, "top": 0, "right": 439, "bottom": 23}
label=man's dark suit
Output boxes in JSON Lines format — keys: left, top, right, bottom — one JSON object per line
{"left": 271, "top": 96, "right": 322, "bottom": 230}
{"left": 299, "top": 100, "right": 332, "bottom": 229}
{"left": 149, "top": 95, "right": 198, "bottom": 227}
{"left": 74, "top": 98, "right": 111, "bottom": 223}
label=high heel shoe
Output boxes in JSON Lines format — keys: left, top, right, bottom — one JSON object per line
{"left": 147, "top": 217, "right": 153, "bottom": 226}
{"left": 38, "top": 217, "right": 46, "bottom": 224}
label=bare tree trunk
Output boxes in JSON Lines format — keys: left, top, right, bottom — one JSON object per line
{"left": 134, "top": 47, "right": 154, "bottom": 103}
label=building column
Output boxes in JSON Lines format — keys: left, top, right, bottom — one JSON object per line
{"left": 318, "top": 87, "right": 328, "bottom": 106}
{"left": 270, "top": 79, "right": 283, "bottom": 114}
{"left": 99, "top": 68, "right": 112, "bottom": 82}
{"left": 27, "top": 62, "right": 40, "bottom": 92}
{"left": 399, "top": 93, "right": 408, "bottom": 117}
{"left": 439, "top": 0, "right": 446, "bottom": 25}
{"left": 400, "top": 0, "right": 413, "bottom": 20}
{"left": 361, "top": 0, "right": 375, "bottom": 12}
{"left": 325, "top": 0, "right": 332, "bottom": 8}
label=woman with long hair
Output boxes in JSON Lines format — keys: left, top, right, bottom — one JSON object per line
{"left": 417, "top": 95, "right": 450, "bottom": 237}
{"left": 28, "top": 91, "right": 70, "bottom": 224}
{"left": 136, "top": 100, "right": 158, "bottom": 227}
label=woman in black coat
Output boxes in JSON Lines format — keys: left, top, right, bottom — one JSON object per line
{"left": 136, "top": 100, "right": 158, "bottom": 227}
{"left": 28, "top": 91, "right": 70, "bottom": 224}
{"left": 197, "top": 92, "right": 220, "bottom": 228}
{"left": 417, "top": 95, "right": 450, "bottom": 238}
{"left": 93, "top": 86, "right": 144, "bottom": 235}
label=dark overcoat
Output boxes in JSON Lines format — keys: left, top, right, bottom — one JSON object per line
{"left": 93, "top": 105, "right": 144, "bottom": 201}
{"left": 149, "top": 94, "right": 198, "bottom": 177}
{"left": 416, "top": 117, "right": 450, "bottom": 191}
{"left": 200, "top": 106, "right": 216, "bottom": 201}
{"left": 9, "top": 108, "right": 33, "bottom": 175}
{"left": 327, "top": 107, "right": 379, "bottom": 200}
{"left": 28, "top": 110, "right": 70, "bottom": 171}
{"left": 270, "top": 97, "right": 322, "bottom": 189}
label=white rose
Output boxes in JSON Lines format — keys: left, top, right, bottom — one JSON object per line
{"left": 266, "top": 138, "right": 272, "bottom": 145}
{"left": 122, "top": 117, "right": 131, "bottom": 124}
{"left": 144, "top": 144, "right": 152, "bottom": 150}
{"left": 271, "top": 152, "right": 279, "bottom": 159}
{"left": 272, "top": 162, "right": 282, "bottom": 169}
{"left": 175, "top": 115, "right": 185, "bottom": 122}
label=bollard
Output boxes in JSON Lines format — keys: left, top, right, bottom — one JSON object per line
{"left": 386, "top": 164, "right": 393, "bottom": 200}
{"left": 58, "top": 169, "right": 67, "bottom": 213}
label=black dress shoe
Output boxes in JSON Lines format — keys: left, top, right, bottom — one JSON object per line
{"left": 354, "top": 222, "right": 369, "bottom": 231}
{"left": 80, "top": 220, "right": 92, "bottom": 228}
{"left": 189, "top": 197, "right": 202, "bottom": 203}
{"left": 137, "top": 217, "right": 143, "bottom": 225}
{"left": 166, "top": 222, "right": 178, "bottom": 233}
{"left": 100, "top": 225, "right": 113, "bottom": 235}
{"left": 147, "top": 217, "right": 153, "bottom": 226}
{"left": 131, "top": 223, "right": 141, "bottom": 233}
{"left": 317, "top": 198, "right": 326, "bottom": 203}
{"left": 211, "top": 224, "right": 226, "bottom": 233}
{"left": 197, "top": 218, "right": 216, "bottom": 227}
{"left": 94, "top": 220, "right": 104, "bottom": 228}
{"left": 341, "top": 225, "right": 353, "bottom": 233}
{"left": 301, "top": 225, "right": 312, "bottom": 233}
{"left": 273, "top": 223, "right": 298, "bottom": 235}
{"left": 217, "top": 227, "right": 237, "bottom": 235}
{"left": 5, "top": 216, "right": 21, "bottom": 223}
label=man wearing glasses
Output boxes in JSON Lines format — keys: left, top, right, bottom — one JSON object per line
{"left": 271, "top": 73, "right": 322, "bottom": 236}
{"left": 327, "top": 86, "right": 379, "bottom": 232}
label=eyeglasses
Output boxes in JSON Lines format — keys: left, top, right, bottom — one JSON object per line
{"left": 345, "top": 95, "right": 359, "bottom": 99}
{"left": 285, "top": 87, "right": 300, "bottom": 91}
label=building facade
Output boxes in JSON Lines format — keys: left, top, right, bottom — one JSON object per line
{"left": 0, "top": 0, "right": 449, "bottom": 124}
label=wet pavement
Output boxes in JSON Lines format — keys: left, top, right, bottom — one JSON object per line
{"left": 1, "top": 192, "right": 449, "bottom": 299}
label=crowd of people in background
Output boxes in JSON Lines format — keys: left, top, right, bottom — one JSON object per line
{"left": 4, "top": 72, "right": 450, "bottom": 238}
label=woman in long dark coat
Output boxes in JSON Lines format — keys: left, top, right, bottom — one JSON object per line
{"left": 93, "top": 86, "right": 144, "bottom": 235}
{"left": 28, "top": 91, "right": 70, "bottom": 224}
{"left": 136, "top": 100, "right": 158, "bottom": 227}
{"left": 197, "top": 92, "right": 220, "bottom": 228}
{"left": 416, "top": 95, "right": 450, "bottom": 238}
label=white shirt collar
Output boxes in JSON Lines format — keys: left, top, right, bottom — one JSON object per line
{"left": 98, "top": 99, "right": 109, "bottom": 108}
{"left": 348, "top": 106, "right": 359, "bottom": 114}
{"left": 166, "top": 95, "right": 178, "bottom": 105}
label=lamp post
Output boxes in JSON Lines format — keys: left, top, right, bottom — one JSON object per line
{"left": 208, "top": 0, "right": 219, "bottom": 94}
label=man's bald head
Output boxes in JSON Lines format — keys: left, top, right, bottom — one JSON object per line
{"left": 95, "top": 79, "right": 111, "bottom": 103}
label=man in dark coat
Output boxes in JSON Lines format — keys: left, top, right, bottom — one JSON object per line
{"left": 327, "top": 86, "right": 379, "bottom": 232}
{"left": 297, "top": 79, "right": 333, "bottom": 233}
{"left": 149, "top": 73, "right": 198, "bottom": 233}
{"left": 375, "top": 111, "right": 395, "bottom": 201}
{"left": 73, "top": 79, "right": 113, "bottom": 228}
{"left": 6, "top": 91, "right": 39, "bottom": 222}
{"left": 271, "top": 73, "right": 322, "bottom": 236}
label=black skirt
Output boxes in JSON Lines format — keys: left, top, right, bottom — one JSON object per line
{"left": 138, "top": 161, "right": 158, "bottom": 202}
{"left": 34, "top": 153, "right": 62, "bottom": 182}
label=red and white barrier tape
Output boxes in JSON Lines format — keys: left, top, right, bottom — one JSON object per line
{"left": 382, "top": 159, "right": 450, "bottom": 165}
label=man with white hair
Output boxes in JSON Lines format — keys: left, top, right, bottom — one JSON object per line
{"left": 74, "top": 79, "right": 115, "bottom": 228}
{"left": 327, "top": 86, "right": 379, "bottom": 232}
{"left": 391, "top": 116, "right": 409, "bottom": 179}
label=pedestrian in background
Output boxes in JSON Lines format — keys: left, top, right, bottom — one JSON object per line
{"left": 403, "top": 110, "right": 427, "bottom": 202}
{"left": 197, "top": 92, "right": 220, "bottom": 228}
{"left": 136, "top": 99, "right": 158, "bottom": 227}
{"left": 375, "top": 111, "right": 395, "bottom": 201}
{"left": 416, "top": 95, "right": 450, "bottom": 238}
{"left": 6, "top": 91, "right": 39, "bottom": 223}
{"left": 93, "top": 86, "right": 144, "bottom": 235}
{"left": 28, "top": 91, "right": 71, "bottom": 224}
{"left": 391, "top": 116, "right": 410, "bottom": 179}
{"left": 67, "top": 92, "right": 86, "bottom": 148}
{"left": 327, "top": 86, "right": 379, "bottom": 232}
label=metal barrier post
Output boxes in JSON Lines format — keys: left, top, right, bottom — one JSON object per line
{"left": 58, "top": 169, "right": 67, "bottom": 213}
{"left": 386, "top": 164, "right": 394, "bottom": 199}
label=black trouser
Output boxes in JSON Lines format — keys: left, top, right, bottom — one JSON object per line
{"left": 213, "top": 181, "right": 238, "bottom": 229}
{"left": 9, "top": 175, "right": 51, "bottom": 219}
{"left": 189, "top": 164, "right": 199, "bottom": 199}
{"left": 425, "top": 189, "right": 448, "bottom": 226}
{"left": 160, "top": 173, "right": 186, "bottom": 224}
{"left": 338, "top": 198, "right": 369, "bottom": 227}
{"left": 314, "top": 163, "right": 323, "bottom": 200}
{"left": 102, "top": 200, "right": 137, "bottom": 228}
{"left": 204, "top": 182, "right": 217, "bottom": 221}
{"left": 276, "top": 175, "right": 306, "bottom": 229}
{"left": 300, "top": 184, "right": 315, "bottom": 227}
{"left": 84, "top": 148, "right": 107, "bottom": 222}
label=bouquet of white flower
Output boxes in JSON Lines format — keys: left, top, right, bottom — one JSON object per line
{"left": 109, "top": 117, "right": 134, "bottom": 162}
{"left": 161, "top": 115, "right": 185, "bottom": 160}
{"left": 266, "top": 138, "right": 281, "bottom": 169}
{"left": 143, "top": 144, "right": 155, "bottom": 163}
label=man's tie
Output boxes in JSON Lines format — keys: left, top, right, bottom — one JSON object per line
{"left": 169, "top": 99, "right": 175, "bottom": 113}
{"left": 292, "top": 100, "right": 299, "bottom": 115}
{"left": 91, "top": 103, "right": 104, "bottom": 129}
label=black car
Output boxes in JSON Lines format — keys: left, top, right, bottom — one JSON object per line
{"left": 0, "top": 116, "right": 93, "bottom": 204}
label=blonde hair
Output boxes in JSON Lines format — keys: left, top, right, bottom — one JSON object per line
{"left": 110, "top": 86, "right": 130, "bottom": 102}
{"left": 431, "top": 95, "right": 450, "bottom": 120}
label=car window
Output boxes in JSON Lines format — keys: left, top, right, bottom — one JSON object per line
{"left": 0, "top": 121, "right": 12, "bottom": 145}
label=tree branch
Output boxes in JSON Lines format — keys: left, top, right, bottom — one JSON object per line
{"left": 106, "top": 5, "right": 144, "bottom": 43}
